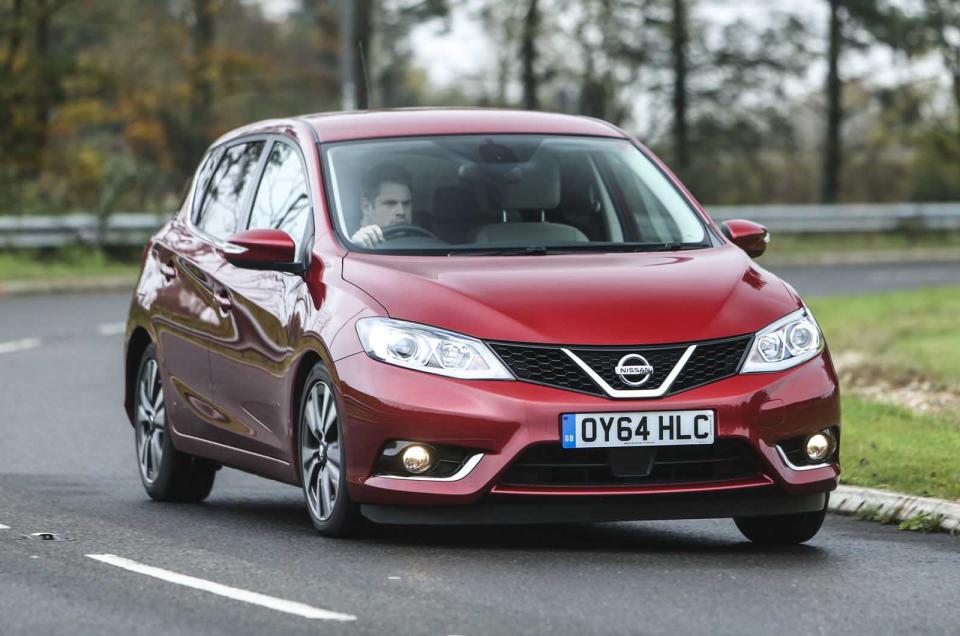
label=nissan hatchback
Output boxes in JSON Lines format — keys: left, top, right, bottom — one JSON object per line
{"left": 124, "top": 109, "right": 840, "bottom": 544}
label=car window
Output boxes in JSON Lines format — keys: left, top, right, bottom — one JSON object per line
{"left": 323, "top": 135, "right": 708, "bottom": 254}
{"left": 190, "top": 150, "right": 219, "bottom": 222}
{"left": 248, "top": 141, "right": 311, "bottom": 254}
{"left": 196, "top": 141, "right": 265, "bottom": 240}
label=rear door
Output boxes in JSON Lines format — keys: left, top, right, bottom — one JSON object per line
{"left": 206, "top": 137, "right": 314, "bottom": 460}
{"left": 162, "top": 139, "right": 267, "bottom": 442}
{"left": 149, "top": 149, "right": 221, "bottom": 442}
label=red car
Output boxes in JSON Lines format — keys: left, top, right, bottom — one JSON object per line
{"left": 124, "top": 109, "right": 840, "bottom": 543}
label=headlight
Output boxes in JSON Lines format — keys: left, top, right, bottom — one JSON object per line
{"left": 356, "top": 317, "right": 514, "bottom": 380}
{"left": 741, "top": 308, "right": 824, "bottom": 373}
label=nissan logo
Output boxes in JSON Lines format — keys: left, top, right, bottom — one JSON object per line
{"left": 615, "top": 354, "right": 654, "bottom": 387}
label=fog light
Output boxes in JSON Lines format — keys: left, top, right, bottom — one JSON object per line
{"left": 805, "top": 432, "right": 834, "bottom": 462}
{"left": 402, "top": 445, "right": 433, "bottom": 474}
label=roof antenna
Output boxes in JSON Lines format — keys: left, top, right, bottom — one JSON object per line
{"left": 357, "top": 39, "right": 372, "bottom": 110}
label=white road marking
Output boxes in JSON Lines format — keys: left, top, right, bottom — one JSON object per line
{"left": 97, "top": 322, "right": 126, "bottom": 336}
{"left": 0, "top": 524, "right": 10, "bottom": 530}
{"left": 85, "top": 554, "right": 356, "bottom": 621}
{"left": 388, "top": 576, "right": 401, "bottom": 580}
{"left": 0, "top": 338, "right": 41, "bottom": 355}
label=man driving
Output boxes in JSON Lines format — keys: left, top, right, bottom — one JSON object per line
{"left": 350, "top": 164, "right": 414, "bottom": 247}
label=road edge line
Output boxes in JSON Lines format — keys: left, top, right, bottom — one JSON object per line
{"left": 85, "top": 554, "right": 357, "bottom": 621}
{"left": 0, "top": 337, "right": 42, "bottom": 355}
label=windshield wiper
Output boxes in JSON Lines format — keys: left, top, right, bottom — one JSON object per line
{"left": 449, "top": 246, "right": 551, "bottom": 256}
{"left": 447, "top": 242, "right": 709, "bottom": 256}
{"left": 624, "top": 242, "right": 707, "bottom": 252}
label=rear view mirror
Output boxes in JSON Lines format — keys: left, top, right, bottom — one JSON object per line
{"left": 721, "top": 220, "right": 769, "bottom": 258}
{"left": 223, "top": 229, "right": 305, "bottom": 273}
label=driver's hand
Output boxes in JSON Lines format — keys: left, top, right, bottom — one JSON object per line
{"left": 350, "top": 224, "right": 384, "bottom": 248}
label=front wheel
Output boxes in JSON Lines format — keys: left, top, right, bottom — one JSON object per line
{"left": 134, "top": 343, "right": 217, "bottom": 502}
{"left": 299, "top": 364, "right": 362, "bottom": 536}
{"left": 734, "top": 496, "right": 828, "bottom": 545}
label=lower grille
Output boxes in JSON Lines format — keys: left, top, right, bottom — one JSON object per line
{"left": 500, "top": 440, "right": 761, "bottom": 487}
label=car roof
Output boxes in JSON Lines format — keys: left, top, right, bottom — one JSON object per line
{"left": 216, "top": 108, "right": 628, "bottom": 146}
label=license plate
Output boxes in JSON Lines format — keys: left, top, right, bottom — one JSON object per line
{"left": 561, "top": 410, "right": 714, "bottom": 449}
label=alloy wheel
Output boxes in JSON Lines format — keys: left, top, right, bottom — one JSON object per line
{"left": 135, "top": 358, "right": 165, "bottom": 484}
{"left": 301, "top": 381, "right": 341, "bottom": 521}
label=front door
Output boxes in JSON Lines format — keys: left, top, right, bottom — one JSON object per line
{"left": 207, "top": 138, "right": 314, "bottom": 461}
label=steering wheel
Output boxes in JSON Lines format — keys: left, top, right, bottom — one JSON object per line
{"left": 382, "top": 224, "right": 440, "bottom": 241}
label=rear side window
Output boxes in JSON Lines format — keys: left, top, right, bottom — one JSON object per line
{"left": 248, "top": 142, "right": 311, "bottom": 253}
{"left": 196, "top": 141, "right": 265, "bottom": 240}
{"left": 190, "top": 151, "right": 218, "bottom": 221}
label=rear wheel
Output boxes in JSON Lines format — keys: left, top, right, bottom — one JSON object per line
{"left": 134, "top": 343, "right": 216, "bottom": 502}
{"left": 734, "top": 496, "right": 828, "bottom": 545}
{"left": 299, "top": 364, "right": 362, "bottom": 536}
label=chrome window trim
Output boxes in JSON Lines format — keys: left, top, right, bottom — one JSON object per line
{"left": 374, "top": 453, "right": 484, "bottom": 482}
{"left": 775, "top": 445, "right": 834, "bottom": 472}
{"left": 561, "top": 345, "right": 696, "bottom": 398}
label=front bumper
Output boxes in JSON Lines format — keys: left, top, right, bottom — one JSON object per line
{"left": 335, "top": 350, "right": 840, "bottom": 508}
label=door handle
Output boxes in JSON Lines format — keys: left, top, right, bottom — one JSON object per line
{"left": 214, "top": 287, "right": 233, "bottom": 312}
{"left": 158, "top": 260, "right": 177, "bottom": 282}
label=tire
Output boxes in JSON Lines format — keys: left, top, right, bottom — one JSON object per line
{"left": 298, "top": 363, "right": 362, "bottom": 536}
{"left": 734, "top": 495, "right": 828, "bottom": 545}
{"left": 134, "top": 343, "right": 217, "bottom": 502}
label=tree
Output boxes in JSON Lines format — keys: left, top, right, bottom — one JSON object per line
{"left": 520, "top": 0, "right": 541, "bottom": 110}
{"left": 572, "top": 0, "right": 652, "bottom": 125}
{"left": 0, "top": 0, "right": 74, "bottom": 178}
{"left": 188, "top": 0, "right": 217, "bottom": 164}
{"left": 820, "top": 0, "right": 914, "bottom": 203}
{"left": 374, "top": 0, "right": 449, "bottom": 108}
{"left": 823, "top": 0, "right": 842, "bottom": 203}
{"left": 920, "top": 0, "right": 960, "bottom": 132}
{"left": 671, "top": 0, "right": 689, "bottom": 172}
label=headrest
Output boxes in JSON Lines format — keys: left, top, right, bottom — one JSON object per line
{"left": 459, "top": 157, "right": 561, "bottom": 211}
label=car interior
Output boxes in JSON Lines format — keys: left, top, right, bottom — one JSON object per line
{"left": 328, "top": 136, "right": 700, "bottom": 250}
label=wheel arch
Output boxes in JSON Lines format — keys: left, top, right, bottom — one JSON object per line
{"left": 289, "top": 348, "right": 326, "bottom": 485}
{"left": 124, "top": 327, "right": 153, "bottom": 425}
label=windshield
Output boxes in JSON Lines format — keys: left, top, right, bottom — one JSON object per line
{"left": 322, "top": 135, "right": 710, "bottom": 255}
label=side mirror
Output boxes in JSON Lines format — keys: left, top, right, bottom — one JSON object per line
{"left": 223, "top": 229, "right": 305, "bottom": 273}
{"left": 721, "top": 219, "right": 769, "bottom": 258}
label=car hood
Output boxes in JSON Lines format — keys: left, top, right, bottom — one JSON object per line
{"left": 342, "top": 245, "right": 802, "bottom": 345}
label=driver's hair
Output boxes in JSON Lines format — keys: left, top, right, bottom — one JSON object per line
{"left": 360, "top": 164, "right": 413, "bottom": 202}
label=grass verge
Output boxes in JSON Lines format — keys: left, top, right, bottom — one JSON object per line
{"left": 809, "top": 285, "right": 960, "bottom": 386}
{"left": 0, "top": 247, "right": 140, "bottom": 281}
{"left": 840, "top": 395, "right": 960, "bottom": 501}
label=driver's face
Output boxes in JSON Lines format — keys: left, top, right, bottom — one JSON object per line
{"left": 361, "top": 182, "right": 413, "bottom": 228}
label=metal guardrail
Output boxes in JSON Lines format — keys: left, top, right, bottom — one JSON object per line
{"left": 708, "top": 203, "right": 960, "bottom": 234}
{"left": 1, "top": 204, "right": 959, "bottom": 248}
{"left": 0, "top": 213, "right": 170, "bottom": 249}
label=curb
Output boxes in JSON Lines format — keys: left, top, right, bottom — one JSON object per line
{"left": 829, "top": 484, "right": 960, "bottom": 533}
{"left": 0, "top": 275, "right": 137, "bottom": 298}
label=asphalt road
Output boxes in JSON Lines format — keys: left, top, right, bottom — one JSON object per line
{"left": 1, "top": 263, "right": 958, "bottom": 635}
{"left": 768, "top": 259, "right": 960, "bottom": 297}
